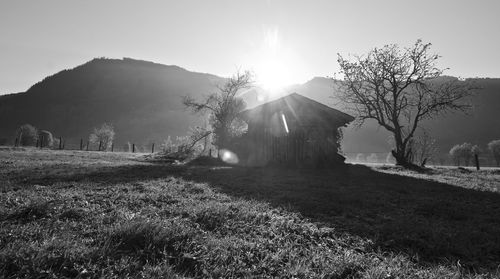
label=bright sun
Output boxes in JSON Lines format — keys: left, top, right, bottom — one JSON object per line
{"left": 255, "top": 58, "right": 293, "bottom": 91}
{"left": 250, "top": 27, "right": 296, "bottom": 92}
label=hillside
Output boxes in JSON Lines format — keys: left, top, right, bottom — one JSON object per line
{"left": 0, "top": 58, "right": 224, "bottom": 146}
{"left": 1, "top": 58, "right": 499, "bottom": 163}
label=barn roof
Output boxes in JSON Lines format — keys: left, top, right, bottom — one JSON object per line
{"left": 239, "top": 93, "right": 354, "bottom": 128}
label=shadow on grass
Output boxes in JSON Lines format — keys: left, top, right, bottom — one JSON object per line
{"left": 18, "top": 162, "right": 500, "bottom": 272}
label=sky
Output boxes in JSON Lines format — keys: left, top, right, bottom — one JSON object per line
{"left": 1, "top": 0, "right": 499, "bottom": 94}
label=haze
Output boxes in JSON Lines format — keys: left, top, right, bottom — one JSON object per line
{"left": 1, "top": 0, "right": 499, "bottom": 94}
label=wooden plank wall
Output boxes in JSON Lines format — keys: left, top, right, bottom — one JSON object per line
{"left": 250, "top": 128, "right": 337, "bottom": 166}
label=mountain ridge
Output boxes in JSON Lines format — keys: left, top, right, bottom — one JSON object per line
{"left": 0, "top": 57, "right": 226, "bottom": 146}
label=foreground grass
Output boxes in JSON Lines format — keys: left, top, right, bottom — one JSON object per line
{"left": 1, "top": 149, "right": 499, "bottom": 278}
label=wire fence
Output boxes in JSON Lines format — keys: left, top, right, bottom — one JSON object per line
{"left": 8, "top": 136, "right": 161, "bottom": 154}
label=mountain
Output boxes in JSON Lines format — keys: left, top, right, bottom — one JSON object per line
{"left": 1, "top": 58, "right": 499, "bottom": 164}
{"left": 0, "top": 58, "right": 224, "bottom": 146}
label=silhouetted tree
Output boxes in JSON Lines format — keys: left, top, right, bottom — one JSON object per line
{"left": 183, "top": 71, "right": 253, "bottom": 150}
{"left": 17, "top": 124, "right": 38, "bottom": 146}
{"left": 89, "top": 123, "right": 115, "bottom": 151}
{"left": 337, "top": 40, "right": 474, "bottom": 168}
{"left": 488, "top": 140, "right": 500, "bottom": 166}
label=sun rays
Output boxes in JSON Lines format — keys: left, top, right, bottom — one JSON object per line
{"left": 242, "top": 27, "right": 302, "bottom": 96}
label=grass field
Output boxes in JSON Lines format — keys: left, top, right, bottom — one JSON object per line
{"left": 1, "top": 148, "right": 500, "bottom": 278}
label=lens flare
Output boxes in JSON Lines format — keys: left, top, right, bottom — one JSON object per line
{"left": 281, "top": 113, "right": 289, "bottom": 133}
{"left": 219, "top": 149, "right": 239, "bottom": 164}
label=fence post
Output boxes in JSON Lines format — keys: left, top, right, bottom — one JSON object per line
{"left": 14, "top": 137, "right": 18, "bottom": 147}
{"left": 132, "top": 144, "right": 135, "bottom": 153}
{"left": 151, "top": 143, "right": 155, "bottom": 153}
{"left": 18, "top": 132, "right": 23, "bottom": 147}
{"left": 98, "top": 141, "right": 102, "bottom": 152}
{"left": 36, "top": 139, "right": 39, "bottom": 148}
{"left": 111, "top": 143, "right": 114, "bottom": 152}
{"left": 80, "top": 139, "right": 83, "bottom": 150}
{"left": 62, "top": 139, "right": 65, "bottom": 150}
{"left": 86, "top": 141, "right": 89, "bottom": 151}
{"left": 59, "top": 137, "right": 62, "bottom": 150}
{"left": 475, "top": 154, "right": 480, "bottom": 170}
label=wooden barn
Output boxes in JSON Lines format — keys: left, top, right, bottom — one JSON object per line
{"left": 231, "top": 93, "right": 354, "bottom": 167}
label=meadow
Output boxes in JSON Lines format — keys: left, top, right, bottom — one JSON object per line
{"left": 1, "top": 148, "right": 500, "bottom": 278}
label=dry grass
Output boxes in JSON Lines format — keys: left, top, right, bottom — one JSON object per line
{"left": 1, "top": 148, "right": 499, "bottom": 278}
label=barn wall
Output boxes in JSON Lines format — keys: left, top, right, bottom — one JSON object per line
{"left": 229, "top": 126, "right": 344, "bottom": 167}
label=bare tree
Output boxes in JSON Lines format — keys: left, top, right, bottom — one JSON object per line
{"left": 89, "top": 123, "right": 115, "bottom": 151}
{"left": 17, "top": 124, "right": 38, "bottom": 146}
{"left": 178, "top": 126, "right": 212, "bottom": 155}
{"left": 183, "top": 71, "right": 253, "bottom": 151}
{"left": 337, "top": 40, "right": 474, "bottom": 167}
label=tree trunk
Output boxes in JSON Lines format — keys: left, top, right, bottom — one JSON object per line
{"left": 392, "top": 130, "right": 409, "bottom": 166}
{"left": 391, "top": 133, "right": 419, "bottom": 168}
{"left": 391, "top": 150, "right": 407, "bottom": 166}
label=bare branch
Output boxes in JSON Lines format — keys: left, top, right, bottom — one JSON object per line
{"left": 337, "top": 40, "right": 475, "bottom": 167}
{"left": 183, "top": 70, "right": 253, "bottom": 149}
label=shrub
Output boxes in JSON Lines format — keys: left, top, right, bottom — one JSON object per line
{"left": 176, "top": 127, "right": 209, "bottom": 156}
{"left": 449, "top": 144, "right": 461, "bottom": 166}
{"left": 385, "top": 152, "right": 396, "bottom": 164}
{"left": 488, "top": 140, "right": 500, "bottom": 166}
{"left": 160, "top": 136, "right": 174, "bottom": 153}
{"left": 366, "top": 153, "right": 378, "bottom": 163}
{"left": 355, "top": 153, "right": 365, "bottom": 162}
{"left": 472, "top": 145, "right": 481, "bottom": 156}
{"left": 16, "top": 124, "right": 38, "bottom": 146}
{"left": 89, "top": 123, "right": 115, "bottom": 151}
{"left": 53, "top": 137, "right": 61, "bottom": 149}
{"left": 449, "top": 143, "right": 473, "bottom": 166}
{"left": 38, "top": 130, "right": 54, "bottom": 148}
